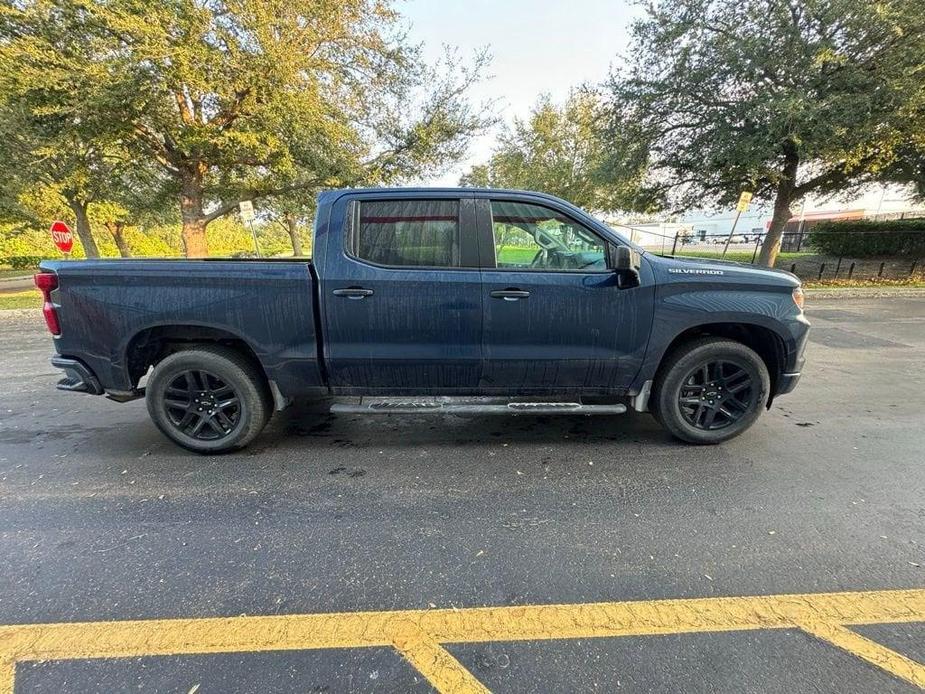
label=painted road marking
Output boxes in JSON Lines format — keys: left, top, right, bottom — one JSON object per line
{"left": 0, "top": 588, "right": 923, "bottom": 693}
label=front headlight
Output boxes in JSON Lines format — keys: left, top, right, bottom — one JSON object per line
{"left": 792, "top": 286, "right": 805, "bottom": 311}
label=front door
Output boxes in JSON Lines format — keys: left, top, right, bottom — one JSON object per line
{"left": 320, "top": 194, "right": 483, "bottom": 393}
{"left": 478, "top": 197, "right": 650, "bottom": 394}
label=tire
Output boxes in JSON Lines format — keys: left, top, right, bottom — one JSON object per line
{"left": 146, "top": 345, "right": 271, "bottom": 453}
{"left": 651, "top": 337, "right": 770, "bottom": 445}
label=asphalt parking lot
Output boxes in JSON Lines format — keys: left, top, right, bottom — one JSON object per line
{"left": 1, "top": 296, "right": 924, "bottom": 693}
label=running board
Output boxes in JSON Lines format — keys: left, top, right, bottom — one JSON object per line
{"left": 330, "top": 398, "right": 627, "bottom": 416}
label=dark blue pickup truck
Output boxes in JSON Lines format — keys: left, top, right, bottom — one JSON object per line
{"left": 36, "top": 188, "right": 809, "bottom": 453}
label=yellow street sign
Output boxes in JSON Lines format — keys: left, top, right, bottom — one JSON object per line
{"left": 736, "top": 191, "right": 753, "bottom": 212}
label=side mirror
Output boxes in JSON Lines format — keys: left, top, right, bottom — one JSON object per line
{"left": 613, "top": 245, "right": 633, "bottom": 271}
{"left": 610, "top": 244, "right": 640, "bottom": 288}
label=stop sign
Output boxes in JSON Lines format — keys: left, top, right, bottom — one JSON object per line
{"left": 50, "top": 220, "right": 73, "bottom": 254}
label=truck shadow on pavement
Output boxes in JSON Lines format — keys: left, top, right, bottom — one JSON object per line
{"left": 268, "top": 401, "right": 673, "bottom": 451}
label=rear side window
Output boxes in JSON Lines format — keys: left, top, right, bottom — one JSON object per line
{"left": 351, "top": 200, "right": 460, "bottom": 268}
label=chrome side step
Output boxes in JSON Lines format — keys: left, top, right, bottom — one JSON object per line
{"left": 330, "top": 397, "right": 627, "bottom": 416}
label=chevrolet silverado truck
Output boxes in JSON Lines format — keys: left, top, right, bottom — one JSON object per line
{"left": 35, "top": 188, "right": 809, "bottom": 453}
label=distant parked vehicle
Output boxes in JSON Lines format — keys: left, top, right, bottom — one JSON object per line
{"left": 36, "top": 188, "right": 809, "bottom": 453}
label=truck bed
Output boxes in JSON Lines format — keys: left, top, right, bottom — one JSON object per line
{"left": 40, "top": 258, "right": 325, "bottom": 402}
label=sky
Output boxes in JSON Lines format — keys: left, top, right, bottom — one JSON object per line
{"left": 400, "top": 0, "right": 640, "bottom": 186}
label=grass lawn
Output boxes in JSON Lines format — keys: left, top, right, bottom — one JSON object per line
{"left": 0, "top": 290, "right": 41, "bottom": 310}
{"left": 495, "top": 246, "right": 537, "bottom": 266}
{"left": 0, "top": 268, "right": 34, "bottom": 280}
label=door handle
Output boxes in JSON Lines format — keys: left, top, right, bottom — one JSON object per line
{"left": 490, "top": 289, "right": 530, "bottom": 301}
{"left": 332, "top": 287, "right": 374, "bottom": 299}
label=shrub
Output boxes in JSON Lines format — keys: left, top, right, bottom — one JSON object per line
{"left": 809, "top": 218, "right": 925, "bottom": 258}
{"left": 4, "top": 255, "right": 44, "bottom": 270}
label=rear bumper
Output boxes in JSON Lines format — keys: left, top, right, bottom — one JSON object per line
{"left": 50, "top": 356, "right": 103, "bottom": 395}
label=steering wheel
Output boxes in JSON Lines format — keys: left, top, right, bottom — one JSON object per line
{"left": 530, "top": 249, "right": 547, "bottom": 267}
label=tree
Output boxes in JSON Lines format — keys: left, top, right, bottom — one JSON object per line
{"left": 0, "top": 102, "right": 104, "bottom": 258}
{"left": 95, "top": 164, "right": 180, "bottom": 258}
{"left": 1, "top": 0, "right": 492, "bottom": 257}
{"left": 262, "top": 193, "right": 314, "bottom": 257}
{"left": 461, "top": 92, "right": 650, "bottom": 214}
{"left": 0, "top": 8, "right": 173, "bottom": 261}
{"left": 604, "top": 0, "right": 925, "bottom": 266}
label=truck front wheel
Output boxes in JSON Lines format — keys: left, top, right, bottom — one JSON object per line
{"left": 652, "top": 337, "right": 770, "bottom": 444}
{"left": 146, "top": 346, "right": 271, "bottom": 454}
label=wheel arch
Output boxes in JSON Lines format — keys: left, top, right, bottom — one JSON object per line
{"left": 653, "top": 322, "right": 786, "bottom": 404}
{"left": 123, "top": 323, "right": 270, "bottom": 393}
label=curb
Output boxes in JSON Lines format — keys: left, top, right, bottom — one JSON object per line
{"left": 805, "top": 287, "right": 925, "bottom": 299}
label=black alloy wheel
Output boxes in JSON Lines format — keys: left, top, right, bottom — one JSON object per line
{"left": 146, "top": 345, "right": 271, "bottom": 453}
{"left": 651, "top": 337, "right": 770, "bottom": 445}
{"left": 677, "top": 360, "right": 755, "bottom": 431}
{"left": 163, "top": 370, "right": 241, "bottom": 441}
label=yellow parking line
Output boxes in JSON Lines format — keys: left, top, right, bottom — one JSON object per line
{"left": 796, "top": 619, "right": 925, "bottom": 688}
{"left": 391, "top": 627, "right": 491, "bottom": 694}
{"left": 1, "top": 588, "right": 923, "bottom": 693}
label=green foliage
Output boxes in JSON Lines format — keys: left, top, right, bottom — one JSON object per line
{"left": 205, "top": 217, "right": 300, "bottom": 258}
{"left": 461, "top": 92, "right": 649, "bottom": 213}
{"left": 0, "top": 224, "right": 81, "bottom": 259}
{"left": 607, "top": 0, "right": 925, "bottom": 210}
{"left": 4, "top": 256, "right": 43, "bottom": 270}
{"left": 809, "top": 219, "right": 925, "bottom": 257}
{"left": 0, "top": 0, "right": 493, "bottom": 256}
{"left": 604, "top": 0, "right": 925, "bottom": 265}
{"left": 0, "top": 218, "right": 300, "bottom": 259}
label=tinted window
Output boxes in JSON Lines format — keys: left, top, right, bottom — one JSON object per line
{"left": 353, "top": 200, "right": 460, "bottom": 267}
{"left": 491, "top": 200, "right": 607, "bottom": 271}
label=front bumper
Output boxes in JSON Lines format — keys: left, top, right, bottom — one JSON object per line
{"left": 776, "top": 312, "right": 810, "bottom": 396}
{"left": 50, "top": 356, "right": 103, "bottom": 395}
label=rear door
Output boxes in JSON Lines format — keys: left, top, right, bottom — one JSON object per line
{"left": 478, "top": 196, "right": 651, "bottom": 394}
{"left": 318, "top": 192, "right": 483, "bottom": 393}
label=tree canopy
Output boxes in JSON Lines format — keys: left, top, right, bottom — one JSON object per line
{"left": 0, "top": 0, "right": 492, "bottom": 256}
{"left": 460, "top": 91, "right": 652, "bottom": 214}
{"left": 603, "top": 0, "right": 925, "bottom": 265}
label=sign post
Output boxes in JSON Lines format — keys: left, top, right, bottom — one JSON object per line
{"left": 239, "top": 200, "right": 261, "bottom": 257}
{"left": 722, "top": 192, "right": 753, "bottom": 259}
{"left": 50, "top": 221, "right": 74, "bottom": 254}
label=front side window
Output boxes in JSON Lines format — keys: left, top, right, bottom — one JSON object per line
{"left": 490, "top": 200, "right": 607, "bottom": 271}
{"left": 352, "top": 199, "right": 460, "bottom": 268}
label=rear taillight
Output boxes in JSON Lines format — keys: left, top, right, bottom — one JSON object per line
{"left": 34, "top": 272, "right": 60, "bottom": 335}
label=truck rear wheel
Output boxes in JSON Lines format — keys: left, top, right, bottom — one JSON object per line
{"left": 652, "top": 337, "right": 770, "bottom": 444}
{"left": 146, "top": 346, "right": 271, "bottom": 454}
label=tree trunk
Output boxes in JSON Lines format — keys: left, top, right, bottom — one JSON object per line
{"left": 105, "top": 221, "right": 132, "bottom": 258}
{"left": 66, "top": 198, "right": 100, "bottom": 258}
{"left": 285, "top": 212, "right": 303, "bottom": 256}
{"left": 757, "top": 147, "right": 800, "bottom": 267}
{"left": 757, "top": 189, "right": 796, "bottom": 267}
{"left": 180, "top": 169, "right": 209, "bottom": 257}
